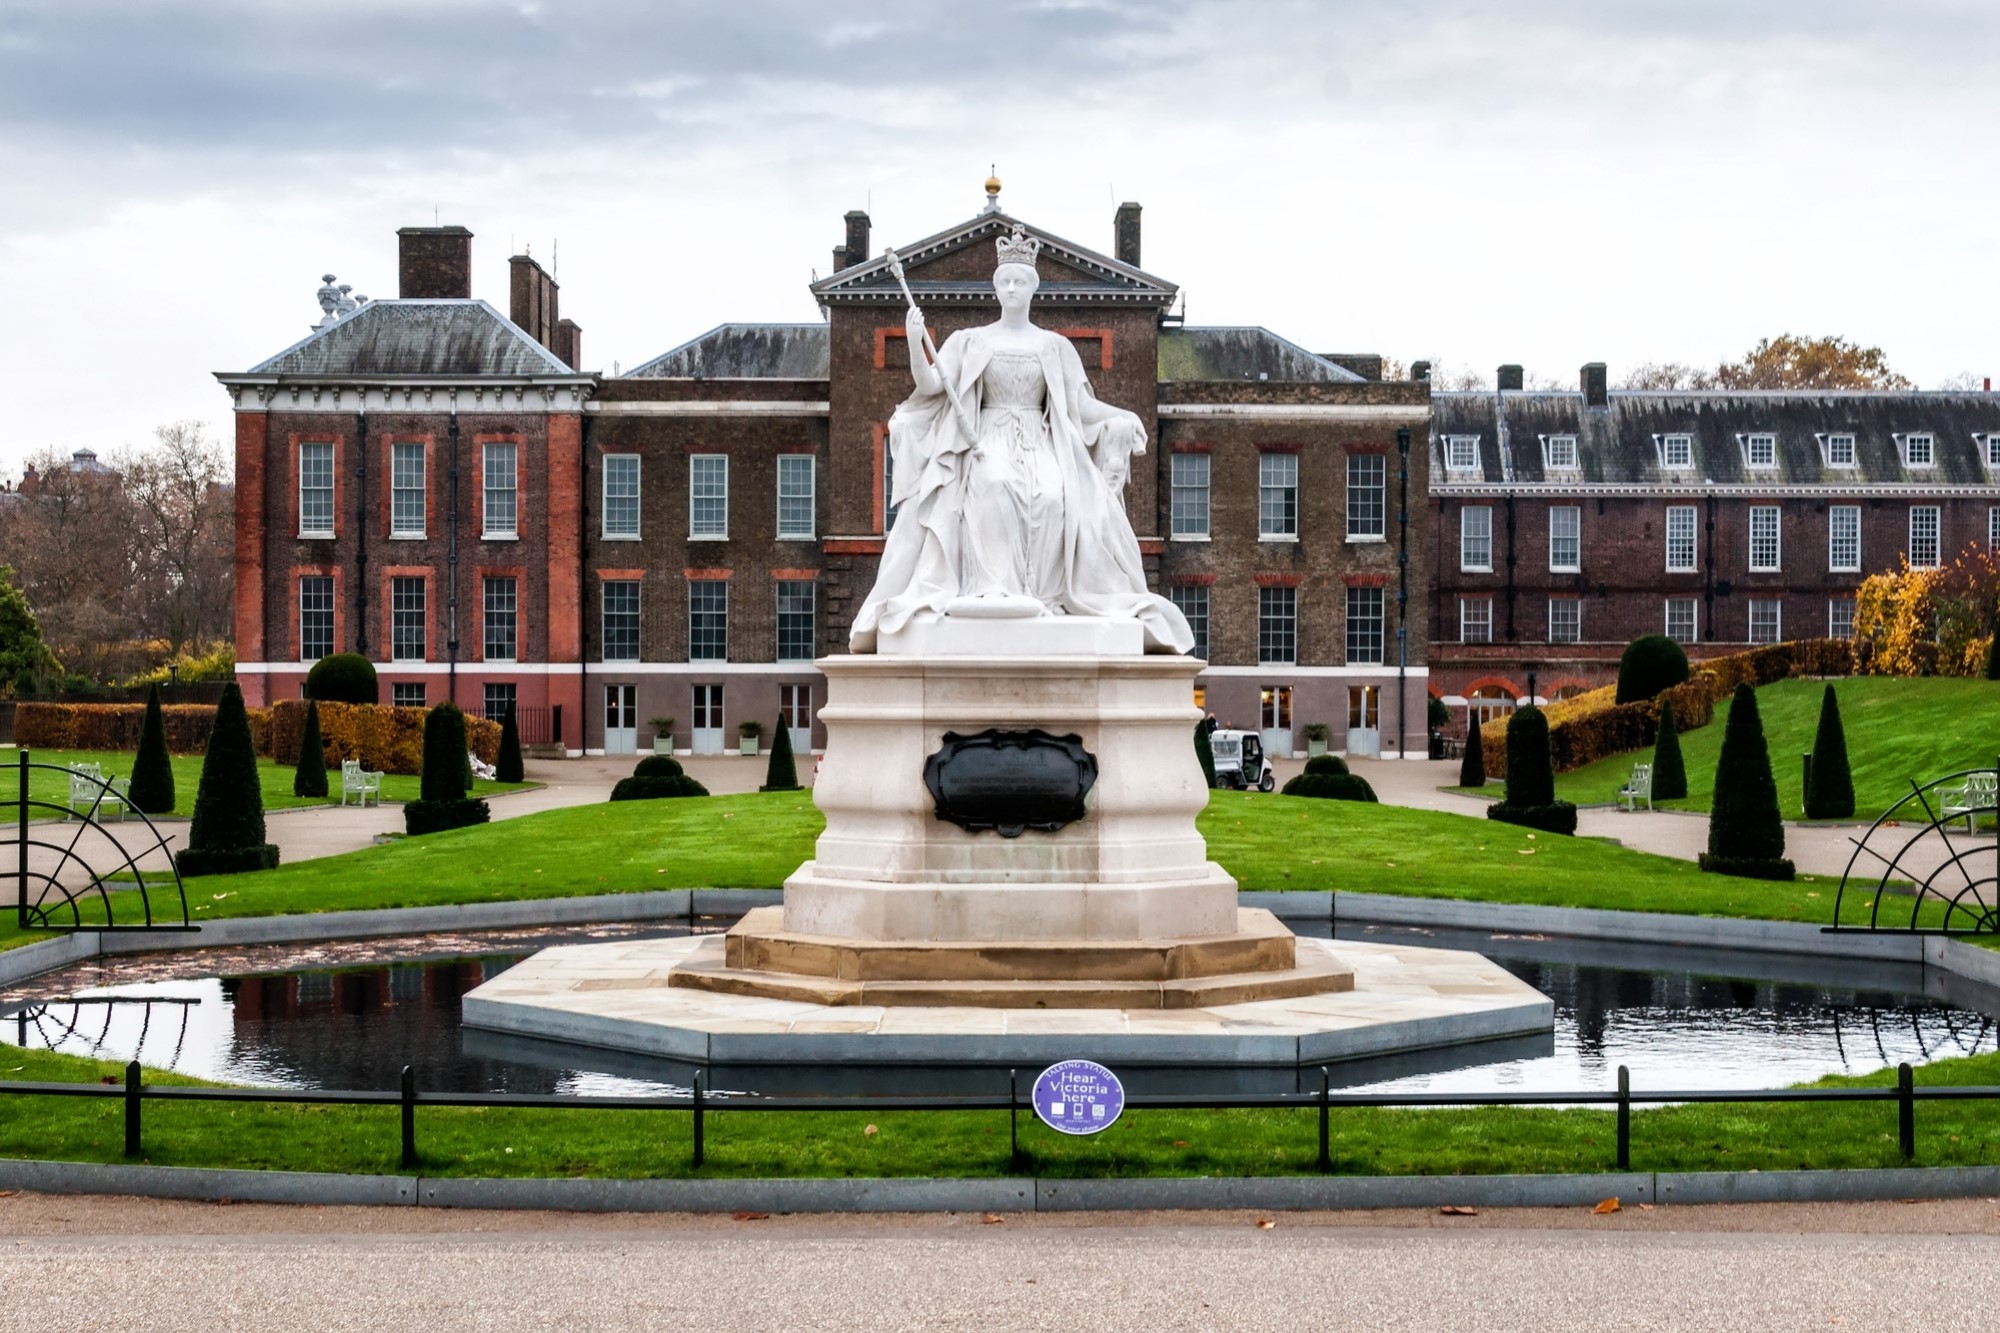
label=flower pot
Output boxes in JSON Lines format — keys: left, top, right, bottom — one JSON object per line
{"left": 738, "top": 738, "right": 759, "bottom": 757}
{"left": 652, "top": 737, "right": 673, "bottom": 755}
{"left": 1306, "top": 739, "right": 1329, "bottom": 759}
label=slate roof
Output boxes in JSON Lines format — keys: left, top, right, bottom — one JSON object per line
{"left": 1431, "top": 390, "right": 2000, "bottom": 491}
{"left": 1157, "top": 328, "right": 1365, "bottom": 384}
{"left": 624, "top": 324, "right": 830, "bottom": 379}
{"left": 239, "top": 299, "right": 580, "bottom": 379}
{"left": 810, "top": 211, "right": 1177, "bottom": 308}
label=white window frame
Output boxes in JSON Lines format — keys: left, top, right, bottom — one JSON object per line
{"left": 1828, "top": 504, "right": 1860, "bottom": 573}
{"left": 1909, "top": 505, "right": 1941, "bottom": 568}
{"left": 1459, "top": 505, "right": 1493, "bottom": 573}
{"left": 482, "top": 575, "right": 518, "bottom": 663}
{"left": 1985, "top": 433, "right": 2000, "bottom": 470}
{"left": 1990, "top": 505, "right": 2000, "bottom": 551}
{"left": 1257, "top": 585, "right": 1297, "bottom": 665}
{"left": 1748, "top": 599, "right": 1782, "bottom": 646}
{"left": 1660, "top": 434, "right": 1694, "bottom": 470}
{"left": 601, "top": 580, "right": 640, "bottom": 663}
{"left": 1169, "top": 453, "right": 1210, "bottom": 540}
{"left": 482, "top": 442, "right": 518, "bottom": 539}
{"left": 1828, "top": 599, "right": 1855, "bottom": 640}
{"left": 1822, "top": 432, "right": 1857, "bottom": 468}
{"left": 1742, "top": 432, "right": 1777, "bottom": 470}
{"left": 1458, "top": 597, "right": 1493, "bottom": 644}
{"left": 1900, "top": 432, "right": 1936, "bottom": 469}
{"left": 689, "top": 454, "right": 728, "bottom": 541}
{"left": 1444, "top": 435, "right": 1480, "bottom": 473}
{"left": 390, "top": 442, "right": 426, "bottom": 538}
{"left": 1344, "top": 586, "right": 1385, "bottom": 666}
{"left": 298, "top": 575, "right": 334, "bottom": 661}
{"left": 1547, "top": 598, "right": 1581, "bottom": 645}
{"left": 776, "top": 454, "right": 815, "bottom": 541}
{"left": 1549, "top": 505, "right": 1580, "bottom": 572}
{"left": 1665, "top": 597, "right": 1698, "bottom": 645}
{"left": 298, "top": 442, "right": 335, "bottom": 539}
{"left": 1257, "top": 452, "right": 1299, "bottom": 541}
{"left": 1543, "top": 434, "right": 1578, "bottom": 471}
{"left": 602, "top": 455, "right": 641, "bottom": 540}
{"left": 1748, "top": 505, "right": 1781, "bottom": 572}
{"left": 1345, "top": 453, "right": 1386, "bottom": 541}
{"left": 1665, "top": 505, "right": 1698, "bottom": 572}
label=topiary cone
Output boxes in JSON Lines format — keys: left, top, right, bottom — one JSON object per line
{"left": 1503, "top": 703, "right": 1556, "bottom": 808}
{"left": 1700, "top": 683, "right": 1793, "bottom": 880}
{"left": 128, "top": 682, "right": 175, "bottom": 814}
{"left": 1804, "top": 684, "right": 1855, "bottom": 820}
{"left": 178, "top": 683, "right": 279, "bottom": 876}
{"left": 1651, "top": 697, "right": 1688, "bottom": 800}
{"left": 420, "top": 704, "right": 469, "bottom": 803}
{"left": 761, "top": 713, "right": 801, "bottom": 792}
{"left": 496, "top": 705, "right": 524, "bottom": 784}
{"left": 292, "top": 698, "right": 329, "bottom": 799}
{"left": 1458, "top": 720, "right": 1486, "bottom": 788}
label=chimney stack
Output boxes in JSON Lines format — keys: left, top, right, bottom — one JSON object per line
{"left": 844, "top": 211, "right": 871, "bottom": 270}
{"left": 509, "top": 252, "right": 560, "bottom": 354}
{"left": 1497, "top": 364, "right": 1524, "bottom": 392}
{"left": 1411, "top": 360, "right": 1432, "bottom": 383}
{"left": 398, "top": 226, "right": 473, "bottom": 299}
{"left": 1114, "top": 202, "right": 1142, "bottom": 267}
{"left": 555, "top": 318, "right": 582, "bottom": 371}
{"left": 1581, "top": 362, "right": 1609, "bottom": 407}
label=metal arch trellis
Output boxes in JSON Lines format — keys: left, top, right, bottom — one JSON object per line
{"left": 1825, "top": 760, "right": 1999, "bottom": 936}
{"left": 6, "top": 750, "right": 195, "bottom": 933}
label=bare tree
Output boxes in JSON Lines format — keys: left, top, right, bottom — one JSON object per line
{"left": 1936, "top": 371, "right": 1986, "bottom": 391}
{"left": 1618, "top": 361, "right": 1721, "bottom": 390}
{"left": 119, "top": 421, "right": 234, "bottom": 655}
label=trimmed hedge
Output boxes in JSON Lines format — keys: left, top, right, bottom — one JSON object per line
{"left": 17, "top": 702, "right": 271, "bottom": 756}
{"left": 1484, "top": 801, "right": 1579, "bottom": 836}
{"left": 1280, "top": 771, "right": 1377, "bottom": 802}
{"left": 633, "top": 754, "right": 688, "bottom": 779}
{"left": 610, "top": 774, "right": 711, "bottom": 801}
{"left": 1615, "top": 634, "right": 1691, "bottom": 704}
{"left": 304, "top": 653, "right": 378, "bottom": 705}
{"left": 1302, "top": 754, "right": 1350, "bottom": 776}
{"left": 267, "top": 700, "right": 500, "bottom": 776}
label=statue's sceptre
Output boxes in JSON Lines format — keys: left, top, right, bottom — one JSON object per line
{"left": 884, "top": 248, "right": 978, "bottom": 445}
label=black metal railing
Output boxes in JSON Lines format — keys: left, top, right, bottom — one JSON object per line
{"left": 2, "top": 1062, "right": 1991, "bottom": 1174}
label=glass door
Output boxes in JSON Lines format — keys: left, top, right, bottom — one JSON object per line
{"left": 1258, "top": 685, "right": 1294, "bottom": 760}
{"left": 603, "top": 684, "right": 637, "bottom": 755}
{"left": 780, "top": 683, "right": 813, "bottom": 756}
{"left": 692, "top": 684, "right": 724, "bottom": 755}
{"left": 1347, "top": 685, "right": 1381, "bottom": 759}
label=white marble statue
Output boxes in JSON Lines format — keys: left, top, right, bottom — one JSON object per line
{"left": 849, "top": 225, "right": 1194, "bottom": 654}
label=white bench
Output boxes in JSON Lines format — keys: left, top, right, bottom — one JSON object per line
{"left": 341, "top": 758, "right": 385, "bottom": 807}
{"left": 1939, "top": 772, "right": 1996, "bottom": 833}
{"left": 67, "top": 763, "right": 131, "bottom": 822}
{"left": 1619, "top": 762, "right": 1653, "bottom": 812}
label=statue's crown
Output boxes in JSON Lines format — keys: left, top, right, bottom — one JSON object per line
{"left": 994, "top": 224, "right": 1040, "bottom": 270}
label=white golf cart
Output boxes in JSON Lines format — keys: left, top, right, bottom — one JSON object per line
{"left": 1209, "top": 728, "right": 1276, "bottom": 792}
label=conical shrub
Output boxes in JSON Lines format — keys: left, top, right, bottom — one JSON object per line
{"left": 292, "top": 698, "right": 328, "bottom": 798}
{"left": 406, "top": 703, "right": 490, "bottom": 835}
{"left": 177, "top": 683, "right": 278, "bottom": 875}
{"left": 1804, "top": 684, "right": 1855, "bottom": 820}
{"left": 1700, "top": 683, "right": 1793, "bottom": 880}
{"left": 496, "top": 705, "right": 524, "bottom": 784}
{"left": 1194, "top": 720, "right": 1217, "bottom": 789}
{"left": 1651, "top": 697, "right": 1688, "bottom": 800}
{"left": 1458, "top": 720, "right": 1486, "bottom": 788}
{"left": 128, "top": 682, "right": 175, "bottom": 814}
{"left": 761, "top": 713, "right": 801, "bottom": 792}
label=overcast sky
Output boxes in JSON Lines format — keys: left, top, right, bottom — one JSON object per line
{"left": 3, "top": 0, "right": 1996, "bottom": 470}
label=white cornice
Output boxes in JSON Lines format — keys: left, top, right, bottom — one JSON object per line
{"left": 1430, "top": 481, "right": 2000, "bottom": 499}
{"left": 586, "top": 400, "right": 831, "bottom": 417}
{"left": 218, "top": 379, "right": 592, "bottom": 414}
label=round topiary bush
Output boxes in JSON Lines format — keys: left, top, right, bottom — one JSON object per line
{"left": 1280, "top": 771, "right": 1377, "bottom": 802}
{"left": 1615, "top": 635, "right": 1690, "bottom": 704}
{"left": 610, "top": 774, "right": 710, "bottom": 800}
{"left": 305, "top": 653, "right": 379, "bottom": 705}
{"left": 633, "top": 754, "right": 686, "bottom": 779}
{"left": 1302, "top": 754, "right": 1350, "bottom": 777}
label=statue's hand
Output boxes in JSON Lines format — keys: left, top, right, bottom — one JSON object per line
{"left": 905, "top": 307, "right": 926, "bottom": 343}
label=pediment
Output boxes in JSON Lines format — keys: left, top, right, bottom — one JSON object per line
{"left": 809, "top": 212, "right": 1178, "bottom": 309}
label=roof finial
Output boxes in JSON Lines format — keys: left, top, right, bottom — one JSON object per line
{"left": 982, "top": 165, "right": 1002, "bottom": 214}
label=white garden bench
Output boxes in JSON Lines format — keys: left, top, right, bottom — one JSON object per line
{"left": 1619, "top": 762, "right": 1653, "bottom": 812}
{"left": 1939, "top": 772, "right": 1997, "bottom": 833}
{"left": 341, "top": 758, "right": 385, "bottom": 807}
{"left": 67, "top": 763, "right": 131, "bottom": 822}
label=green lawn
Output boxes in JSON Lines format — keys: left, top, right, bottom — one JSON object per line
{"left": 1554, "top": 677, "right": 2000, "bottom": 819}
{"left": 0, "top": 746, "right": 533, "bottom": 823}
{"left": 0, "top": 789, "right": 1913, "bottom": 955}
{"left": 3, "top": 1042, "right": 1997, "bottom": 1180}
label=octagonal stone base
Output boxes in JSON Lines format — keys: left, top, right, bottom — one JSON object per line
{"left": 461, "top": 934, "right": 1554, "bottom": 1068}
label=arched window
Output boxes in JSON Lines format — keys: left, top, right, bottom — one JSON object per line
{"left": 1467, "top": 685, "right": 1517, "bottom": 729}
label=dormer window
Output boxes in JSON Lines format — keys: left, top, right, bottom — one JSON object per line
{"left": 1820, "top": 432, "right": 1857, "bottom": 468}
{"left": 1444, "top": 435, "right": 1480, "bottom": 473}
{"left": 1542, "top": 434, "right": 1578, "bottom": 471}
{"left": 1982, "top": 433, "right": 2000, "bottom": 470}
{"left": 1899, "top": 432, "right": 1936, "bottom": 468}
{"left": 1742, "top": 433, "right": 1777, "bottom": 470}
{"left": 1659, "top": 433, "right": 1694, "bottom": 469}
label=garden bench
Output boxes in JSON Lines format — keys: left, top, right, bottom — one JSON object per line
{"left": 67, "top": 763, "right": 131, "bottom": 823}
{"left": 1619, "top": 762, "right": 1653, "bottom": 812}
{"left": 341, "top": 759, "right": 385, "bottom": 807}
{"left": 1939, "top": 772, "right": 1997, "bottom": 833}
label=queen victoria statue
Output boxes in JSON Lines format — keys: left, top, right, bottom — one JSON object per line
{"left": 849, "top": 225, "right": 1194, "bottom": 655}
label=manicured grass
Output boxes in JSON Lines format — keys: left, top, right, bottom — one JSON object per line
{"left": 0, "top": 746, "right": 532, "bottom": 823}
{"left": 1553, "top": 677, "right": 2000, "bottom": 818}
{"left": 3, "top": 1042, "right": 1997, "bottom": 1179}
{"left": 0, "top": 789, "right": 1922, "bottom": 958}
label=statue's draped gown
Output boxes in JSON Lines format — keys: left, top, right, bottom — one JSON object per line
{"left": 850, "top": 325, "right": 1194, "bottom": 655}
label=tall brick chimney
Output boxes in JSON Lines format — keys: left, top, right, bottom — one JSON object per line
{"left": 1114, "top": 202, "right": 1142, "bottom": 267}
{"left": 844, "top": 211, "right": 871, "bottom": 269}
{"left": 1497, "top": 364, "right": 1524, "bottom": 392}
{"left": 1581, "top": 362, "right": 1609, "bottom": 407}
{"left": 510, "top": 252, "right": 560, "bottom": 352}
{"left": 555, "top": 318, "right": 582, "bottom": 371}
{"left": 398, "top": 225, "right": 473, "bottom": 298}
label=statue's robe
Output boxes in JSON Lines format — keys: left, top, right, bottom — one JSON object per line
{"left": 850, "top": 325, "right": 1194, "bottom": 655}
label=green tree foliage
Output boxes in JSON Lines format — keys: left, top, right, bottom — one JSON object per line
{"left": 1194, "top": 719, "right": 1217, "bottom": 789}
{"left": 761, "top": 714, "right": 801, "bottom": 792}
{"left": 1651, "top": 698, "right": 1688, "bottom": 801}
{"left": 0, "top": 564, "right": 58, "bottom": 694}
{"left": 304, "top": 653, "right": 379, "bottom": 705}
{"left": 496, "top": 705, "right": 525, "bottom": 784}
{"left": 1804, "top": 685, "right": 1856, "bottom": 820}
{"left": 1715, "top": 334, "right": 1912, "bottom": 391}
{"left": 406, "top": 704, "right": 490, "bottom": 835}
{"left": 177, "top": 683, "right": 279, "bottom": 875}
{"left": 1487, "top": 703, "right": 1578, "bottom": 835}
{"left": 1616, "top": 635, "right": 1691, "bottom": 704}
{"left": 292, "top": 698, "right": 328, "bottom": 799}
{"left": 1700, "top": 684, "right": 1794, "bottom": 880}
{"left": 1458, "top": 720, "right": 1486, "bottom": 788}
{"left": 127, "top": 682, "right": 176, "bottom": 814}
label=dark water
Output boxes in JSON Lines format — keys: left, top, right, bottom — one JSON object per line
{"left": 4, "top": 922, "right": 1995, "bottom": 1099}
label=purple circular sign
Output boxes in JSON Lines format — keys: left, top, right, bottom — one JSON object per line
{"left": 1031, "top": 1059, "right": 1125, "bottom": 1135}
